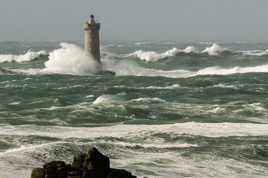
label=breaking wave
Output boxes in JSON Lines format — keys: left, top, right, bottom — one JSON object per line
{"left": 202, "top": 43, "right": 230, "bottom": 56}
{"left": 241, "top": 49, "right": 268, "bottom": 56}
{"left": 10, "top": 43, "right": 102, "bottom": 75}
{"left": 44, "top": 43, "right": 101, "bottom": 75}
{"left": 0, "top": 50, "right": 47, "bottom": 63}
{"left": 128, "top": 43, "right": 232, "bottom": 62}
{"left": 5, "top": 42, "right": 268, "bottom": 78}
{"left": 103, "top": 56, "right": 268, "bottom": 78}
{"left": 128, "top": 46, "right": 198, "bottom": 62}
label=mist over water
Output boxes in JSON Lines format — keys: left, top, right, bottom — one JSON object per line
{"left": 1, "top": 41, "right": 268, "bottom": 178}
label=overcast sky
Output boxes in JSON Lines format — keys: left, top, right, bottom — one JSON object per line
{"left": 0, "top": 0, "right": 268, "bottom": 42}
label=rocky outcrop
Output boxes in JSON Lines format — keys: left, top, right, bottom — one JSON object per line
{"left": 31, "top": 147, "right": 137, "bottom": 178}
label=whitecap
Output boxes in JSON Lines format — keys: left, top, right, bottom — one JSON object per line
{"left": 130, "top": 97, "right": 166, "bottom": 103}
{"left": 241, "top": 49, "right": 268, "bottom": 56}
{"left": 202, "top": 43, "right": 229, "bottom": 56}
{"left": 0, "top": 50, "right": 47, "bottom": 63}
{"left": 145, "top": 84, "right": 181, "bottom": 90}
{"left": 127, "top": 46, "right": 199, "bottom": 62}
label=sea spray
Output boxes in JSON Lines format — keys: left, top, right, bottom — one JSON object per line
{"left": 44, "top": 43, "right": 101, "bottom": 75}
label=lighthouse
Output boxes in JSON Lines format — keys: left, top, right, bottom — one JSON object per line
{"left": 84, "top": 15, "right": 101, "bottom": 63}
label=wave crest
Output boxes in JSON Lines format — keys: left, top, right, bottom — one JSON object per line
{"left": 128, "top": 48, "right": 180, "bottom": 62}
{"left": 128, "top": 44, "right": 231, "bottom": 62}
{"left": 202, "top": 43, "right": 229, "bottom": 56}
{"left": 0, "top": 50, "right": 47, "bottom": 63}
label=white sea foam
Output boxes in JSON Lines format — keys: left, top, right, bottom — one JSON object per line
{"left": 44, "top": 43, "right": 101, "bottom": 75}
{"left": 1, "top": 123, "right": 268, "bottom": 178}
{"left": 9, "top": 43, "right": 102, "bottom": 75}
{"left": 131, "top": 97, "right": 166, "bottom": 103}
{"left": 92, "top": 95, "right": 121, "bottom": 105}
{"left": 210, "top": 84, "right": 238, "bottom": 89}
{"left": 0, "top": 50, "right": 47, "bottom": 63}
{"left": 7, "top": 42, "right": 268, "bottom": 78}
{"left": 85, "top": 95, "right": 95, "bottom": 98}
{"left": 245, "top": 103, "right": 266, "bottom": 112}
{"left": 183, "top": 46, "right": 199, "bottom": 54}
{"left": 128, "top": 48, "right": 180, "bottom": 62}
{"left": 145, "top": 84, "right": 181, "bottom": 89}
{"left": 1, "top": 122, "right": 268, "bottom": 139}
{"left": 102, "top": 58, "right": 193, "bottom": 78}
{"left": 104, "top": 56, "right": 268, "bottom": 78}
{"left": 128, "top": 44, "right": 230, "bottom": 62}
{"left": 195, "top": 64, "right": 268, "bottom": 76}
{"left": 128, "top": 46, "right": 199, "bottom": 62}
{"left": 208, "top": 106, "right": 225, "bottom": 113}
{"left": 241, "top": 49, "right": 268, "bottom": 56}
{"left": 202, "top": 43, "right": 229, "bottom": 56}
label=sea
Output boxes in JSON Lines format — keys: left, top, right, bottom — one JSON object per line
{"left": 1, "top": 41, "right": 268, "bottom": 178}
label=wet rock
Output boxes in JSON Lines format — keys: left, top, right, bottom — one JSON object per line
{"left": 67, "top": 170, "right": 82, "bottom": 178}
{"left": 72, "top": 153, "right": 87, "bottom": 170}
{"left": 31, "top": 147, "right": 137, "bottom": 178}
{"left": 85, "top": 147, "right": 110, "bottom": 171}
{"left": 44, "top": 161, "right": 67, "bottom": 178}
{"left": 31, "top": 168, "right": 45, "bottom": 178}
{"left": 82, "top": 147, "right": 110, "bottom": 178}
{"left": 107, "top": 169, "right": 137, "bottom": 178}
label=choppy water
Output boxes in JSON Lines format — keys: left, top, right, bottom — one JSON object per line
{"left": 1, "top": 41, "right": 268, "bottom": 178}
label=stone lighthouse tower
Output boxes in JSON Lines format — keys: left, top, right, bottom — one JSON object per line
{"left": 84, "top": 15, "right": 101, "bottom": 63}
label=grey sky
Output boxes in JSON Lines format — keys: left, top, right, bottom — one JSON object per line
{"left": 0, "top": 0, "right": 268, "bottom": 42}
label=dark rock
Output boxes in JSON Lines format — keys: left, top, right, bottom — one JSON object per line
{"left": 82, "top": 147, "right": 110, "bottom": 178}
{"left": 31, "top": 168, "right": 45, "bottom": 178}
{"left": 67, "top": 175, "right": 81, "bottom": 178}
{"left": 31, "top": 147, "right": 138, "bottom": 178}
{"left": 85, "top": 147, "right": 110, "bottom": 171}
{"left": 72, "top": 153, "right": 87, "bottom": 170}
{"left": 44, "top": 161, "right": 67, "bottom": 178}
{"left": 107, "top": 169, "right": 137, "bottom": 178}
{"left": 67, "top": 170, "right": 82, "bottom": 178}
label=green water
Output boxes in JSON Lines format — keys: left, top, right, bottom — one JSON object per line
{"left": 1, "top": 41, "right": 268, "bottom": 177}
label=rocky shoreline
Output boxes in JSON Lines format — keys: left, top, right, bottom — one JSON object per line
{"left": 31, "top": 147, "right": 138, "bottom": 178}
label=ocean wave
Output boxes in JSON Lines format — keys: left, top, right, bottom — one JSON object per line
{"left": 113, "top": 84, "right": 181, "bottom": 90}
{"left": 44, "top": 43, "right": 101, "bottom": 75}
{"left": 241, "top": 49, "right": 268, "bottom": 56}
{"left": 6, "top": 42, "right": 268, "bottom": 78}
{"left": 145, "top": 84, "right": 181, "bottom": 90}
{"left": 9, "top": 43, "right": 102, "bottom": 75}
{"left": 0, "top": 50, "right": 47, "bottom": 63}
{"left": 1, "top": 123, "right": 268, "bottom": 140}
{"left": 92, "top": 94, "right": 125, "bottom": 105}
{"left": 0, "top": 67, "right": 14, "bottom": 75}
{"left": 128, "top": 48, "right": 180, "bottom": 62}
{"left": 103, "top": 56, "right": 268, "bottom": 78}
{"left": 210, "top": 84, "right": 238, "bottom": 89}
{"left": 127, "top": 43, "right": 231, "bottom": 62}
{"left": 195, "top": 64, "right": 268, "bottom": 76}
{"left": 202, "top": 43, "right": 230, "bottom": 56}
{"left": 130, "top": 97, "right": 166, "bottom": 103}
{"left": 127, "top": 46, "right": 198, "bottom": 62}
